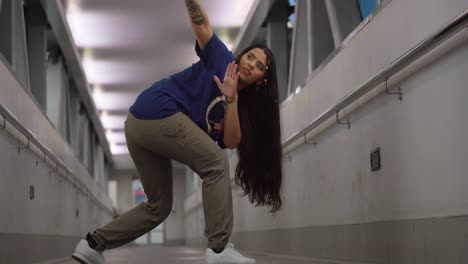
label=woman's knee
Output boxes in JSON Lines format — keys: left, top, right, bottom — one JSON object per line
{"left": 145, "top": 198, "right": 173, "bottom": 221}
{"left": 202, "top": 150, "right": 229, "bottom": 180}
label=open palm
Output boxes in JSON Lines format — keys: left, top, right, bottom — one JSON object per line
{"left": 213, "top": 61, "right": 240, "bottom": 101}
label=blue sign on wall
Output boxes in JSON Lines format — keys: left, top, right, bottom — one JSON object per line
{"left": 133, "top": 180, "right": 147, "bottom": 204}
{"left": 359, "top": 0, "right": 378, "bottom": 19}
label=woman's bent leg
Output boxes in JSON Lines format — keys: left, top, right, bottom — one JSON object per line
{"left": 89, "top": 116, "right": 173, "bottom": 250}
{"left": 141, "top": 112, "right": 233, "bottom": 249}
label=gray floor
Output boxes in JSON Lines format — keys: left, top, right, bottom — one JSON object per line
{"left": 57, "top": 244, "right": 328, "bottom": 264}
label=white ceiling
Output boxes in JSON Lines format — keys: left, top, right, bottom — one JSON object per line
{"left": 63, "top": 0, "right": 255, "bottom": 155}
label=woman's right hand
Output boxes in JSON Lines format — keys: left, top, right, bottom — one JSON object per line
{"left": 213, "top": 61, "right": 240, "bottom": 103}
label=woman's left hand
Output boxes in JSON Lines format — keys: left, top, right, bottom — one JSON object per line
{"left": 214, "top": 61, "right": 240, "bottom": 103}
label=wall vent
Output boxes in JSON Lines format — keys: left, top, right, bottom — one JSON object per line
{"left": 370, "top": 148, "right": 381, "bottom": 172}
{"left": 29, "top": 185, "right": 35, "bottom": 200}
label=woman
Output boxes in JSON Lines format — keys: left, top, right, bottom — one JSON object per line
{"left": 72, "top": 1, "right": 282, "bottom": 263}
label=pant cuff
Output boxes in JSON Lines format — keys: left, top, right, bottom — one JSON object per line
{"left": 208, "top": 240, "right": 228, "bottom": 249}
{"left": 88, "top": 232, "right": 106, "bottom": 252}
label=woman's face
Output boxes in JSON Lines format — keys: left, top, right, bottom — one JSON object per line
{"left": 238, "top": 48, "right": 268, "bottom": 86}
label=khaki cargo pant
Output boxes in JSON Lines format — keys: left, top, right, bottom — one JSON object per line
{"left": 90, "top": 112, "right": 233, "bottom": 250}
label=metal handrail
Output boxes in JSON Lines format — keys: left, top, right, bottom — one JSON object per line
{"left": 0, "top": 103, "right": 113, "bottom": 215}
{"left": 282, "top": 10, "right": 468, "bottom": 154}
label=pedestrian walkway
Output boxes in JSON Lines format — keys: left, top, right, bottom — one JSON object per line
{"left": 57, "top": 244, "right": 331, "bottom": 264}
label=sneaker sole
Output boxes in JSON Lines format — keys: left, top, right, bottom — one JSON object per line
{"left": 71, "top": 253, "right": 92, "bottom": 264}
{"left": 206, "top": 261, "right": 255, "bottom": 264}
{"left": 206, "top": 258, "right": 256, "bottom": 264}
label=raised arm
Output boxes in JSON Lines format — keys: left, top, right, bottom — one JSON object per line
{"left": 184, "top": 0, "right": 214, "bottom": 50}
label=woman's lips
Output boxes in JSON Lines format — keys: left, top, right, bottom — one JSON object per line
{"left": 242, "top": 67, "right": 251, "bottom": 75}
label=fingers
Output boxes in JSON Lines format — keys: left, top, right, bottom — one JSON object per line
{"left": 234, "top": 72, "right": 240, "bottom": 86}
{"left": 233, "top": 61, "right": 239, "bottom": 77}
{"left": 225, "top": 62, "right": 231, "bottom": 78}
{"left": 232, "top": 62, "right": 238, "bottom": 78}
{"left": 213, "top": 75, "right": 222, "bottom": 88}
{"left": 228, "top": 61, "right": 234, "bottom": 79}
{"left": 225, "top": 61, "right": 238, "bottom": 79}
{"left": 229, "top": 62, "right": 234, "bottom": 78}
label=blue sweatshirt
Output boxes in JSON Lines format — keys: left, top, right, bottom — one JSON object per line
{"left": 129, "top": 34, "right": 234, "bottom": 148}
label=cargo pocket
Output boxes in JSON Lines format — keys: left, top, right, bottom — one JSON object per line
{"left": 160, "top": 113, "right": 183, "bottom": 137}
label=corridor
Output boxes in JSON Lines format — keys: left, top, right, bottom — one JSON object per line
{"left": 58, "top": 245, "right": 326, "bottom": 264}
{"left": 1, "top": 0, "right": 468, "bottom": 263}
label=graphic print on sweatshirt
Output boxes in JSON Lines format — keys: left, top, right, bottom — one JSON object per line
{"left": 205, "top": 96, "right": 227, "bottom": 144}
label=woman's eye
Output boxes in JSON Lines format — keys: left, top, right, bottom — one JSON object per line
{"left": 247, "top": 54, "right": 253, "bottom": 60}
{"left": 257, "top": 64, "right": 265, "bottom": 71}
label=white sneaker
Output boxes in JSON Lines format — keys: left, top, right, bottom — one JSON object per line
{"left": 206, "top": 243, "right": 256, "bottom": 264}
{"left": 72, "top": 239, "right": 105, "bottom": 264}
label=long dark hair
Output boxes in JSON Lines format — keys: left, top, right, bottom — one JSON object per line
{"left": 234, "top": 44, "right": 283, "bottom": 213}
